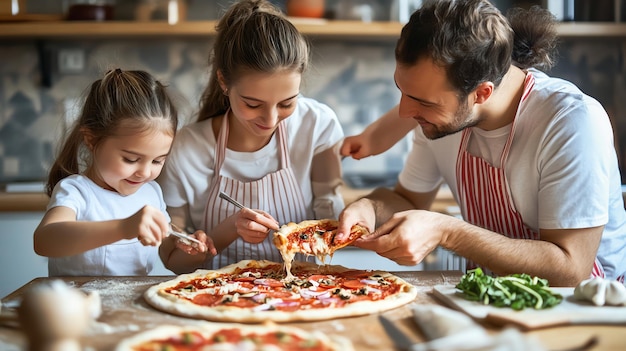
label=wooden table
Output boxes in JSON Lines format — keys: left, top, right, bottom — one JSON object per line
{"left": 0, "top": 272, "right": 624, "bottom": 350}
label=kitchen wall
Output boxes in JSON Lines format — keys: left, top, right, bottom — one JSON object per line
{"left": 1, "top": 1, "right": 625, "bottom": 186}
{"left": 0, "top": 37, "right": 409, "bottom": 186}
{"left": 2, "top": 36, "right": 626, "bottom": 186}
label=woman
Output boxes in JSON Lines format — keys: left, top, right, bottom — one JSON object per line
{"left": 158, "top": 0, "right": 345, "bottom": 274}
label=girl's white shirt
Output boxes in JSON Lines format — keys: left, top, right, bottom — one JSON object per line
{"left": 46, "top": 174, "right": 170, "bottom": 276}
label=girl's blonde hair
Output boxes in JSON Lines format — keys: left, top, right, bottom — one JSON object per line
{"left": 197, "top": 0, "right": 310, "bottom": 121}
{"left": 46, "top": 69, "right": 178, "bottom": 196}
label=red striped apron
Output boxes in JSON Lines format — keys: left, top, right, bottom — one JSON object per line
{"left": 456, "top": 73, "right": 612, "bottom": 280}
{"left": 201, "top": 111, "right": 314, "bottom": 269}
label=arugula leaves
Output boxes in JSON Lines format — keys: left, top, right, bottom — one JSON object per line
{"left": 455, "top": 268, "right": 563, "bottom": 310}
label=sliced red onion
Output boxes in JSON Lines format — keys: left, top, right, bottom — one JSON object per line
{"left": 251, "top": 293, "right": 267, "bottom": 302}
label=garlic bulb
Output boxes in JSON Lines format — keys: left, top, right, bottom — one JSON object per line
{"left": 573, "top": 277, "right": 626, "bottom": 306}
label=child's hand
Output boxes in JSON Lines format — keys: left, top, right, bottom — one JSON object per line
{"left": 125, "top": 205, "right": 168, "bottom": 246}
{"left": 340, "top": 134, "right": 374, "bottom": 160}
{"left": 174, "top": 230, "right": 218, "bottom": 256}
{"left": 234, "top": 208, "right": 279, "bottom": 244}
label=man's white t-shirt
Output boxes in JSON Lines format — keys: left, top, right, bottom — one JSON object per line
{"left": 159, "top": 96, "right": 345, "bottom": 230}
{"left": 47, "top": 175, "right": 169, "bottom": 276}
{"left": 399, "top": 69, "right": 626, "bottom": 279}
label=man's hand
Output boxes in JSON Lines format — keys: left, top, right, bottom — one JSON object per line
{"left": 352, "top": 210, "right": 448, "bottom": 266}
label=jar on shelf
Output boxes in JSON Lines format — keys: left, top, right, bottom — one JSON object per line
{"left": 285, "top": 0, "right": 325, "bottom": 18}
{"left": 65, "top": 0, "right": 115, "bottom": 21}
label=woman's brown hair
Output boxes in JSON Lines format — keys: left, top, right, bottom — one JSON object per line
{"left": 197, "top": 0, "right": 310, "bottom": 121}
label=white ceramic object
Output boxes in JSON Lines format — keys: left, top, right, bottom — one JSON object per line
{"left": 18, "top": 280, "right": 101, "bottom": 351}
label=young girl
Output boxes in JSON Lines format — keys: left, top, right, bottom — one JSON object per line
{"left": 158, "top": 0, "right": 345, "bottom": 274}
{"left": 34, "top": 69, "right": 213, "bottom": 277}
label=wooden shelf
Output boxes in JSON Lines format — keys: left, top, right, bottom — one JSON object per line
{"left": 0, "top": 20, "right": 403, "bottom": 40}
{"left": 1, "top": 20, "right": 624, "bottom": 40}
{"left": 555, "top": 22, "right": 626, "bottom": 37}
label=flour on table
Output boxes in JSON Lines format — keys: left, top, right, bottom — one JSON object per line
{"left": 79, "top": 279, "right": 152, "bottom": 310}
{"left": 86, "top": 321, "right": 140, "bottom": 335}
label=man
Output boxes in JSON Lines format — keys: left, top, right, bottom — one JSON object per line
{"left": 337, "top": 0, "right": 626, "bottom": 286}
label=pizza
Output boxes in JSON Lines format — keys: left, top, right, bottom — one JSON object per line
{"left": 143, "top": 260, "right": 417, "bottom": 323}
{"left": 115, "top": 322, "right": 353, "bottom": 351}
{"left": 273, "top": 219, "right": 369, "bottom": 279}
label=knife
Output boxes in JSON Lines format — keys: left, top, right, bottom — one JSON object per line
{"left": 379, "top": 315, "right": 417, "bottom": 351}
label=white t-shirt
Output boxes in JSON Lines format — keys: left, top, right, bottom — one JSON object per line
{"left": 46, "top": 175, "right": 169, "bottom": 276}
{"left": 399, "top": 69, "right": 626, "bottom": 280}
{"left": 159, "top": 96, "right": 345, "bottom": 230}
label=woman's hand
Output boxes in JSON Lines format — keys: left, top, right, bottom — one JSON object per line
{"left": 174, "top": 230, "right": 218, "bottom": 256}
{"left": 234, "top": 208, "right": 280, "bottom": 244}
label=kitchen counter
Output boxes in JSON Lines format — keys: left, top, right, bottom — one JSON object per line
{"left": 1, "top": 273, "right": 624, "bottom": 350}
{"left": 0, "top": 192, "right": 48, "bottom": 212}
{"left": 0, "top": 186, "right": 459, "bottom": 214}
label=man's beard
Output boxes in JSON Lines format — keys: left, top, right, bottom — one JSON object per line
{"left": 422, "top": 99, "right": 480, "bottom": 140}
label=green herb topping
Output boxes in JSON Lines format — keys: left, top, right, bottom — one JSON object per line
{"left": 455, "top": 268, "right": 563, "bottom": 310}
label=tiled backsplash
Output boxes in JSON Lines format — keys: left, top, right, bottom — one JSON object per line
{"left": 0, "top": 37, "right": 408, "bottom": 184}
{"left": 1, "top": 22, "right": 625, "bottom": 185}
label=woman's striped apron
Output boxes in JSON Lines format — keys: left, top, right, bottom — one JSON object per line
{"left": 201, "top": 112, "right": 314, "bottom": 269}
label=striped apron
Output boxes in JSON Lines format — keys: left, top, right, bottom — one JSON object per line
{"left": 202, "top": 112, "right": 314, "bottom": 269}
{"left": 456, "top": 72, "right": 616, "bottom": 281}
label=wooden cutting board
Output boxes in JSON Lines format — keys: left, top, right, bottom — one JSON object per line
{"left": 432, "top": 285, "right": 626, "bottom": 330}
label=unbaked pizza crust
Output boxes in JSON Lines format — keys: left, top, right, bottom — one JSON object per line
{"left": 143, "top": 260, "right": 417, "bottom": 323}
{"left": 114, "top": 321, "right": 354, "bottom": 351}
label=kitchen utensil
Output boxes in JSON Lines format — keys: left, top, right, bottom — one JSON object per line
{"left": 218, "top": 191, "right": 281, "bottom": 230}
{"left": 218, "top": 191, "right": 246, "bottom": 210}
{"left": 168, "top": 225, "right": 203, "bottom": 246}
{"left": 432, "top": 285, "right": 626, "bottom": 330}
{"left": 378, "top": 315, "right": 416, "bottom": 351}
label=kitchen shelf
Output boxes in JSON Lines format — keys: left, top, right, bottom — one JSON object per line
{"left": 1, "top": 20, "right": 625, "bottom": 40}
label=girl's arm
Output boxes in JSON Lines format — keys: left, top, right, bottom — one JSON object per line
{"left": 341, "top": 105, "right": 417, "bottom": 160}
{"left": 34, "top": 205, "right": 168, "bottom": 257}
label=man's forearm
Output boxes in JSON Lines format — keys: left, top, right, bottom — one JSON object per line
{"left": 443, "top": 219, "right": 593, "bottom": 286}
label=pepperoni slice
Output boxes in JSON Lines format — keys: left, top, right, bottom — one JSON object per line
{"left": 224, "top": 298, "right": 258, "bottom": 308}
{"left": 192, "top": 293, "right": 223, "bottom": 306}
{"left": 234, "top": 276, "right": 256, "bottom": 282}
{"left": 308, "top": 274, "right": 330, "bottom": 281}
{"left": 342, "top": 279, "right": 366, "bottom": 289}
{"left": 340, "top": 270, "right": 370, "bottom": 278}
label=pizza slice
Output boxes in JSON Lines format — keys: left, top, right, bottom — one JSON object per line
{"left": 273, "top": 219, "right": 369, "bottom": 279}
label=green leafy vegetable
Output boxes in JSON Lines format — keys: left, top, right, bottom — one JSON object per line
{"left": 455, "top": 268, "right": 563, "bottom": 310}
